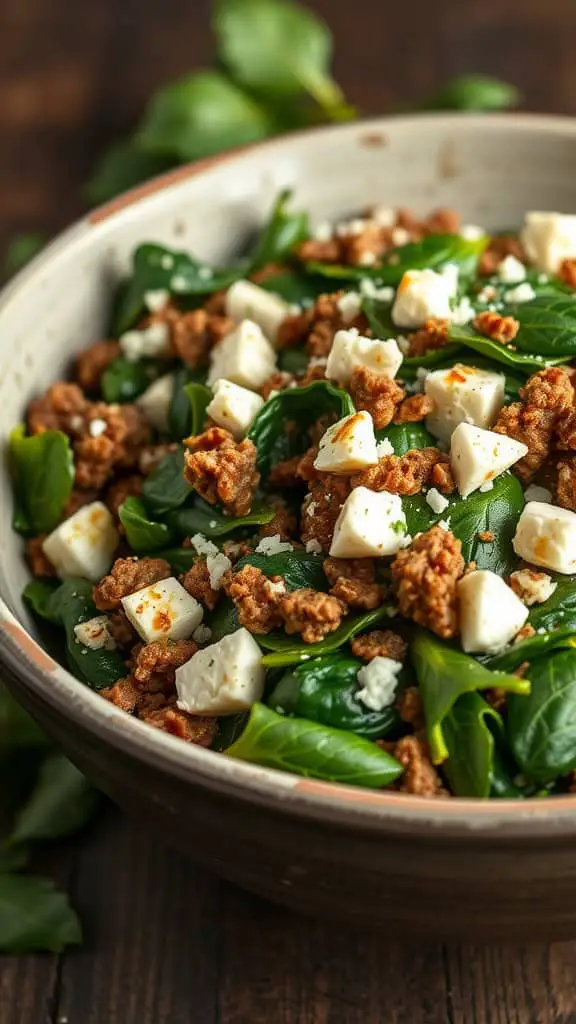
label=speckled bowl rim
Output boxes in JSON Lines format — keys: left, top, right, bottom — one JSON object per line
{"left": 3, "top": 112, "right": 576, "bottom": 839}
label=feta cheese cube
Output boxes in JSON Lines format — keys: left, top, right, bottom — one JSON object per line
{"left": 355, "top": 657, "right": 403, "bottom": 711}
{"left": 42, "top": 502, "right": 119, "bottom": 582}
{"left": 73, "top": 616, "right": 116, "bottom": 651}
{"left": 325, "top": 329, "right": 403, "bottom": 385}
{"left": 119, "top": 322, "right": 171, "bottom": 362}
{"left": 121, "top": 577, "right": 203, "bottom": 643}
{"left": 460, "top": 224, "right": 485, "bottom": 241}
{"left": 513, "top": 501, "right": 576, "bottom": 574}
{"left": 207, "top": 319, "right": 276, "bottom": 390}
{"left": 497, "top": 255, "right": 526, "bottom": 284}
{"left": 391, "top": 268, "right": 456, "bottom": 328}
{"left": 458, "top": 570, "right": 529, "bottom": 654}
{"left": 520, "top": 211, "right": 576, "bottom": 274}
{"left": 504, "top": 283, "right": 536, "bottom": 304}
{"left": 206, "top": 552, "right": 232, "bottom": 590}
{"left": 426, "top": 488, "right": 450, "bottom": 514}
{"left": 425, "top": 363, "right": 506, "bottom": 443}
{"left": 136, "top": 373, "right": 174, "bottom": 433}
{"left": 314, "top": 411, "right": 378, "bottom": 474}
{"left": 176, "top": 627, "right": 265, "bottom": 715}
{"left": 225, "top": 280, "right": 290, "bottom": 344}
{"left": 330, "top": 487, "right": 407, "bottom": 558}
{"left": 206, "top": 379, "right": 264, "bottom": 439}
{"left": 509, "top": 569, "right": 557, "bottom": 607}
{"left": 450, "top": 423, "right": 527, "bottom": 498}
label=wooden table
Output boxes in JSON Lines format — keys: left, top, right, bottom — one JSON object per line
{"left": 2, "top": 0, "right": 576, "bottom": 1019}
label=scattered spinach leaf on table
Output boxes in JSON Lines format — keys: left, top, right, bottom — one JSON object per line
{"left": 418, "top": 74, "right": 520, "bottom": 112}
{"left": 0, "top": 875, "right": 82, "bottom": 954}
{"left": 8, "top": 755, "right": 100, "bottom": 847}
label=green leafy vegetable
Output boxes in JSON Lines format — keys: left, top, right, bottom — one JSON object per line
{"left": 268, "top": 653, "right": 400, "bottom": 739}
{"left": 101, "top": 356, "right": 166, "bottom": 403}
{"left": 376, "top": 421, "right": 435, "bottom": 455}
{"left": 142, "top": 447, "right": 191, "bottom": 515}
{"left": 419, "top": 74, "right": 520, "bottom": 112}
{"left": 306, "top": 234, "right": 486, "bottom": 284}
{"left": 4, "top": 233, "right": 46, "bottom": 275}
{"left": 168, "top": 367, "right": 207, "bottom": 439}
{"left": 261, "top": 270, "right": 331, "bottom": 306}
{"left": 0, "top": 874, "right": 82, "bottom": 954}
{"left": 247, "top": 380, "right": 355, "bottom": 477}
{"left": 508, "top": 650, "right": 576, "bottom": 784}
{"left": 278, "top": 347, "right": 310, "bottom": 374}
{"left": 226, "top": 702, "right": 402, "bottom": 787}
{"left": 20, "top": 579, "right": 60, "bottom": 624}
{"left": 249, "top": 189, "right": 309, "bottom": 269}
{"left": 411, "top": 629, "right": 530, "bottom": 764}
{"left": 119, "top": 497, "right": 175, "bottom": 553}
{"left": 8, "top": 755, "right": 99, "bottom": 846}
{"left": 85, "top": 141, "right": 173, "bottom": 205}
{"left": 488, "top": 627, "right": 576, "bottom": 674}
{"left": 184, "top": 382, "right": 211, "bottom": 437}
{"left": 529, "top": 578, "right": 576, "bottom": 633}
{"left": 448, "top": 324, "right": 570, "bottom": 372}
{"left": 165, "top": 496, "right": 275, "bottom": 540}
{"left": 0, "top": 684, "right": 50, "bottom": 757}
{"left": 441, "top": 692, "right": 505, "bottom": 798}
{"left": 260, "top": 608, "right": 392, "bottom": 667}
{"left": 10, "top": 427, "right": 74, "bottom": 535}
{"left": 505, "top": 296, "right": 576, "bottom": 357}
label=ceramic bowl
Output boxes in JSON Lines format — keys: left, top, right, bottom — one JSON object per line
{"left": 3, "top": 114, "right": 576, "bottom": 941}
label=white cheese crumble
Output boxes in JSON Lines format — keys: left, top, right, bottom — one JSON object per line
{"left": 359, "top": 280, "right": 395, "bottom": 303}
{"left": 192, "top": 624, "right": 213, "bottom": 644}
{"left": 255, "top": 534, "right": 294, "bottom": 555}
{"left": 191, "top": 534, "right": 219, "bottom": 558}
{"left": 305, "top": 539, "right": 322, "bottom": 554}
{"left": 451, "top": 296, "right": 476, "bottom": 325}
{"left": 88, "top": 418, "right": 107, "bottom": 438}
{"left": 438, "top": 519, "right": 451, "bottom": 531}
{"left": 313, "top": 220, "right": 333, "bottom": 242}
{"left": 460, "top": 224, "right": 485, "bottom": 241}
{"left": 505, "top": 282, "right": 536, "bottom": 304}
{"left": 355, "top": 657, "right": 403, "bottom": 711}
{"left": 206, "top": 552, "right": 232, "bottom": 591}
{"left": 509, "top": 569, "right": 558, "bottom": 607}
{"left": 119, "top": 322, "right": 171, "bottom": 363}
{"left": 336, "top": 291, "right": 362, "bottom": 323}
{"left": 376, "top": 438, "right": 395, "bottom": 458}
{"left": 426, "top": 488, "right": 450, "bottom": 514}
{"left": 479, "top": 480, "right": 494, "bottom": 493}
{"left": 73, "top": 616, "right": 116, "bottom": 651}
{"left": 497, "top": 255, "right": 526, "bottom": 284}
{"left": 144, "top": 289, "right": 170, "bottom": 313}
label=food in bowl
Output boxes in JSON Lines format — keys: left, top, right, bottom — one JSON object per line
{"left": 10, "top": 193, "right": 576, "bottom": 799}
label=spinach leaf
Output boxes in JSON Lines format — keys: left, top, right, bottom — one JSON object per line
{"left": 8, "top": 755, "right": 99, "bottom": 846}
{"left": 261, "top": 271, "right": 331, "bottom": 306}
{"left": 247, "top": 380, "right": 354, "bottom": 477}
{"left": 22, "top": 579, "right": 60, "bottom": 623}
{"left": 85, "top": 141, "right": 174, "bottom": 205}
{"left": 441, "top": 691, "right": 505, "bottom": 798}
{"left": 114, "top": 240, "right": 246, "bottom": 334}
{"left": 101, "top": 356, "right": 166, "bottom": 403}
{"left": 420, "top": 74, "right": 520, "bottom": 112}
{"left": 268, "top": 653, "right": 400, "bottom": 739}
{"left": 376, "top": 421, "right": 436, "bottom": 455}
{"left": 214, "top": 0, "right": 350, "bottom": 119}
{"left": 260, "top": 608, "right": 392, "bottom": 667}
{"left": 488, "top": 578, "right": 576, "bottom": 671}
{"left": 45, "top": 579, "right": 126, "bottom": 690}
{"left": 508, "top": 650, "right": 576, "bottom": 784}
{"left": 488, "top": 627, "right": 576, "bottom": 674}
{"left": 0, "top": 874, "right": 81, "bottom": 954}
{"left": 226, "top": 702, "right": 402, "bottom": 788}
{"left": 153, "top": 547, "right": 197, "bottom": 575}
{"left": 212, "top": 713, "right": 249, "bottom": 752}
{"left": 0, "top": 684, "right": 50, "bottom": 756}
{"left": 403, "top": 471, "right": 524, "bottom": 575}
{"left": 165, "top": 497, "right": 275, "bottom": 540}
{"left": 142, "top": 447, "right": 191, "bottom": 515}
{"left": 278, "top": 347, "right": 309, "bottom": 374}
{"left": 184, "top": 382, "right": 211, "bottom": 438}
{"left": 119, "top": 497, "right": 175, "bottom": 553}
{"left": 411, "top": 628, "right": 529, "bottom": 764}
{"left": 528, "top": 577, "right": 576, "bottom": 633}
{"left": 138, "top": 70, "right": 275, "bottom": 163}
{"left": 448, "top": 324, "right": 570, "bottom": 372}
{"left": 10, "top": 427, "right": 74, "bottom": 536}
{"left": 305, "top": 234, "right": 487, "bottom": 284}
{"left": 250, "top": 189, "right": 309, "bottom": 269}
{"left": 168, "top": 366, "right": 208, "bottom": 439}
{"left": 507, "top": 296, "right": 576, "bottom": 357}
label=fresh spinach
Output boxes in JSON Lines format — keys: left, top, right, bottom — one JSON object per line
{"left": 19, "top": 579, "right": 60, "bottom": 624}
{"left": 0, "top": 875, "right": 81, "bottom": 954}
{"left": 183, "top": 382, "right": 211, "bottom": 438}
{"left": 260, "top": 608, "right": 392, "bottom": 667}
{"left": 249, "top": 189, "right": 309, "bottom": 269}
{"left": 448, "top": 324, "right": 570, "bottom": 373}
{"left": 10, "top": 427, "right": 74, "bottom": 536}
{"left": 268, "top": 653, "right": 400, "bottom": 739}
{"left": 411, "top": 629, "right": 530, "bottom": 764}
{"left": 508, "top": 650, "right": 576, "bottom": 784}
{"left": 488, "top": 627, "right": 576, "bottom": 674}
{"left": 507, "top": 296, "right": 576, "bottom": 357}
{"left": 142, "top": 447, "right": 191, "bottom": 515}
{"left": 441, "top": 691, "right": 505, "bottom": 798}
{"left": 529, "top": 577, "right": 576, "bottom": 633}
{"left": 8, "top": 755, "right": 99, "bottom": 846}
{"left": 376, "top": 421, "right": 436, "bottom": 455}
{"left": 226, "top": 702, "right": 402, "bottom": 787}
{"left": 247, "top": 380, "right": 355, "bottom": 477}
{"left": 101, "top": 355, "right": 167, "bottom": 403}
{"left": 119, "top": 497, "right": 175, "bottom": 553}
{"left": 278, "top": 347, "right": 310, "bottom": 374}
{"left": 168, "top": 367, "right": 208, "bottom": 439}
{"left": 419, "top": 74, "right": 520, "bottom": 111}
{"left": 4, "top": 233, "right": 46, "bottom": 274}
{"left": 305, "top": 234, "right": 487, "bottom": 284}
{"left": 165, "top": 497, "right": 275, "bottom": 540}
{"left": 261, "top": 271, "right": 331, "bottom": 306}
{"left": 0, "top": 684, "right": 50, "bottom": 756}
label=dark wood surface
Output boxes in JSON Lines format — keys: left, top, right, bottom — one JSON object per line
{"left": 2, "top": 0, "right": 576, "bottom": 1020}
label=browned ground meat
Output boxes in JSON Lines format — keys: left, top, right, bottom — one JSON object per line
{"left": 425, "top": 208, "right": 461, "bottom": 234}
{"left": 106, "top": 475, "right": 144, "bottom": 517}
{"left": 107, "top": 610, "right": 136, "bottom": 649}
{"left": 259, "top": 371, "right": 294, "bottom": 400}
{"left": 323, "top": 557, "right": 376, "bottom": 584}
{"left": 138, "top": 705, "right": 217, "bottom": 745}
{"left": 184, "top": 426, "right": 260, "bottom": 517}
{"left": 474, "top": 310, "right": 519, "bottom": 345}
{"left": 391, "top": 526, "right": 464, "bottom": 639}
{"left": 405, "top": 318, "right": 449, "bottom": 358}
{"left": 351, "top": 630, "right": 407, "bottom": 662}
{"left": 62, "top": 488, "right": 100, "bottom": 518}
{"left": 300, "top": 476, "right": 351, "bottom": 552}
{"left": 28, "top": 382, "right": 87, "bottom": 435}
{"left": 295, "top": 446, "right": 319, "bottom": 484}
{"left": 393, "top": 734, "right": 448, "bottom": 798}
{"left": 430, "top": 462, "right": 456, "bottom": 494}
{"left": 268, "top": 454, "right": 303, "bottom": 488}
{"left": 149, "top": 305, "right": 233, "bottom": 367}
{"left": 478, "top": 235, "right": 526, "bottom": 276}
{"left": 559, "top": 258, "right": 576, "bottom": 289}
{"left": 396, "top": 686, "right": 424, "bottom": 727}
{"left": 25, "top": 536, "right": 56, "bottom": 577}
{"left": 494, "top": 367, "right": 575, "bottom": 482}
{"left": 348, "top": 368, "right": 405, "bottom": 429}
{"left": 100, "top": 677, "right": 139, "bottom": 713}
{"left": 277, "top": 292, "right": 369, "bottom": 356}
{"left": 181, "top": 559, "right": 220, "bottom": 611}
{"left": 352, "top": 448, "right": 448, "bottom": 496}
{"left": 556, "top": 460, "right": 576, "bottom": 510}
{"left": 394, "top": 394, "right": 435, "bottom": 424}
{"left": 330, "top": 576, "right": 383, "bottom": 609}
{"left": 259, "top": 505, "right": 297, "bottom": 541}
{"left": 223, "top": 564, "right": 286, "bottom": 634}
{"left": 93, "top": 556, "right": 171, "bottom": 611}
{"left": 74, "top": 403, "right": 150, "bottom": 489}
{"left": 131, "top": 639, "right": 197, "bottom": 686}
{"left": 280, "top": 588, "right": 347, "bottom": 643}
{"left": 75, "top": 340, "right": 121, "bottom": 392}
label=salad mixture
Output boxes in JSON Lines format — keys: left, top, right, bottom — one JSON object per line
{"left": 11, "top": 195, "right": 576, "bottom": 799}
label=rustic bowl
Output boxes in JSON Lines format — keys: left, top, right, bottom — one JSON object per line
{"left": 3, "top": 113, "right": 576, "bottom": 941}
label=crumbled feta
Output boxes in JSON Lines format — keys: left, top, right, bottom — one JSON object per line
{"left": 198, "top": 265, "right": 214, "bottom": 282}
{"left": 460, "top": 224, "right": 485, "bottom": 241}
{"left": 255, "top": 534, "right": 294, "bottom": 555}
{"left": 313, "top": 220, "right": 333, "bottom": 242}
{"left": 88, "top": 418, "right": 107, "bottom": 438}
{"left": 359, "top": 280, "right": 395, "bottom": 303}
{"left": 191, "top": 534, "right": 219, "bottom": 558}
{"left": 497, "top": 255, "right": 527, "bottom": 284}
{"left": 206, "top": 553, "right": 232, "bottom": 591}
{"left": 330, "top": 487, "right": 407, "bottom": 558}
{"left": 314, "top": 411, "right": 378, "bottom": 474}
{"left": 207, "top": 319, "right": 276, "bottom": 390}
{"left": 305, "top": 539, "right": 322, "bottom": 554}
{"left": 122, "top": 577, "right": 203, "bottom": 643}
{"left": 396, "top": 335, "right": 411, "bottom": 355}
{"left": 513, "top": 501, "right": 576, "bottom": 574}
{"left": 225, "top": 279, "right": 290, "bottom": 344}
{"left": 477, "top": 285, "right": 498, "bottom": 304}
{"left": 160, "top": 254, "right": 174, "bottom": 270}
{"left": 392, "top": 267, "right": 457, "bottom": 328}
{"left": 176, "top": 627, "right": 265, "bottom": 715}
{"left": 505, "top": 282, "right": 536, "bottom": 304}
{"left": 391, "top": 226, "right": 411, "bottom": 247}
{"left": 479, "top": 480, "right": 494, "bottom": 493}
{"left": 450, "top": 423, "right": 528, "bottom": 498}
{"left": 206, "top": 378, "right": 264, "bottom": 439}
{"left": 520, "top": 211, "right": 576, "bottom": 273}
{"left": 266, "top": 579, "right": 287, "bottom": 596}
{"left": 458, "top": 570, "right": 529, "bottom": 654}
{"left": 376, "top": 438, "right": 395, "bottom": 458}
{"left": 451, "top": 296, "right": 476, "bottom": 325}
{"left": 438, "top": 519, "right": 451, "bottom": 531}
{"left": 42, "top": 502, "right": 119, "bottom": 582}
{"left": 192, "top": 623, "right": 213, "bottom": 644}
{"left": 73, "top": 616, "right": 116, "bottom": 651}
{"left": 325, "top": 329, "right": 403, "bottom": 385}
{"left": 336, "top": 291, "right": 362, "bottom": 323}
{"left": 426, "top": 488, "right": 450, "bottom": 514}
{"left": 355, "top": 657, "right": 403, "bottom": 711}
{"left": 524, "top": 484, "right": 553, "bottom": 504}
{"left": 119, "top": 322, "right": 171, "bottom": 363}
{"left": 136, "top": 374, "right": 174, "bottom": 433}
{"left": 371, "top": 205, "right": 396, "bottom": 228}
{"left": 509, "top": 569, "right": 558, "bottom": 607}
{"left": 358, "top": 251, "right": 377, "bottom": 267}
{"left": 424, "top": 363, "right": 506, "bottom": 443}
{"left": 143, "top": 289, "right": 170, "bottom": 313}
{"left": 336, "top": 217, "right": 369, "bottom": 238}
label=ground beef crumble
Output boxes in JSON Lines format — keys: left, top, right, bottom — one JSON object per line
{"left": 557, "top": 459, "right": 576, "bottom": 510}
{"left": 405, "top": 318, "right": 450, "bottom": 358}
{"left": 300, "top": 475, "right": 351, "bottom": 552}
{"left": 138, "top": 705, "right": 216, "bottom": 745}
{"left": 351, "top": 630, "right": 407, "bottom": 662}
{"left": 93, "top": 556, "right": 171, "bottom": 611}
{"left": 394, "top": 394, "right": 434, "bottom": 424}
{"left": 223, "top": 564, "right": 286, "bottom": 634}
{"left": 323, "top": 556, "right": 383, "bottom": 609}
{"left": 131, "top": 639, "right": 197, "bottom": 685}
{"left": 478, "top": 235, "right": 527, "bottom": 277}
{"left": 150, "top": 305, "right": 233, "bottom": 367}
{"left": 494, "top": 367, "right": 575, "bottom": 482}
{"left": 349, "top": 368, "right": 405, "bottom": 429}
{"left": 25, "top": 536, "right": 56, "bottom": 577}
{"left": 181, "top": 560, "right": 220, "bottom": 611}
{"left": 391, "top": 526, "right": 464, "bottom": 639}
{"left": 280, "top": 588, "right": 347, "bottom": 644}
{"left": 76, "top": 340, "right": 121, "bottom": 392}
{"left": 393, "top": 734, "right": 448, "bottom": 798}
{"left": 353, "top": 448, "right": 451, "bottom": 496}
{"left": 474, "top": 310, "right": 519, "bottom": 345}
{"left": 184, "top": 426, "right": 260, "bottom": 517}
{"left": 277, "top": 292, "right": 369, "bottom": 356}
